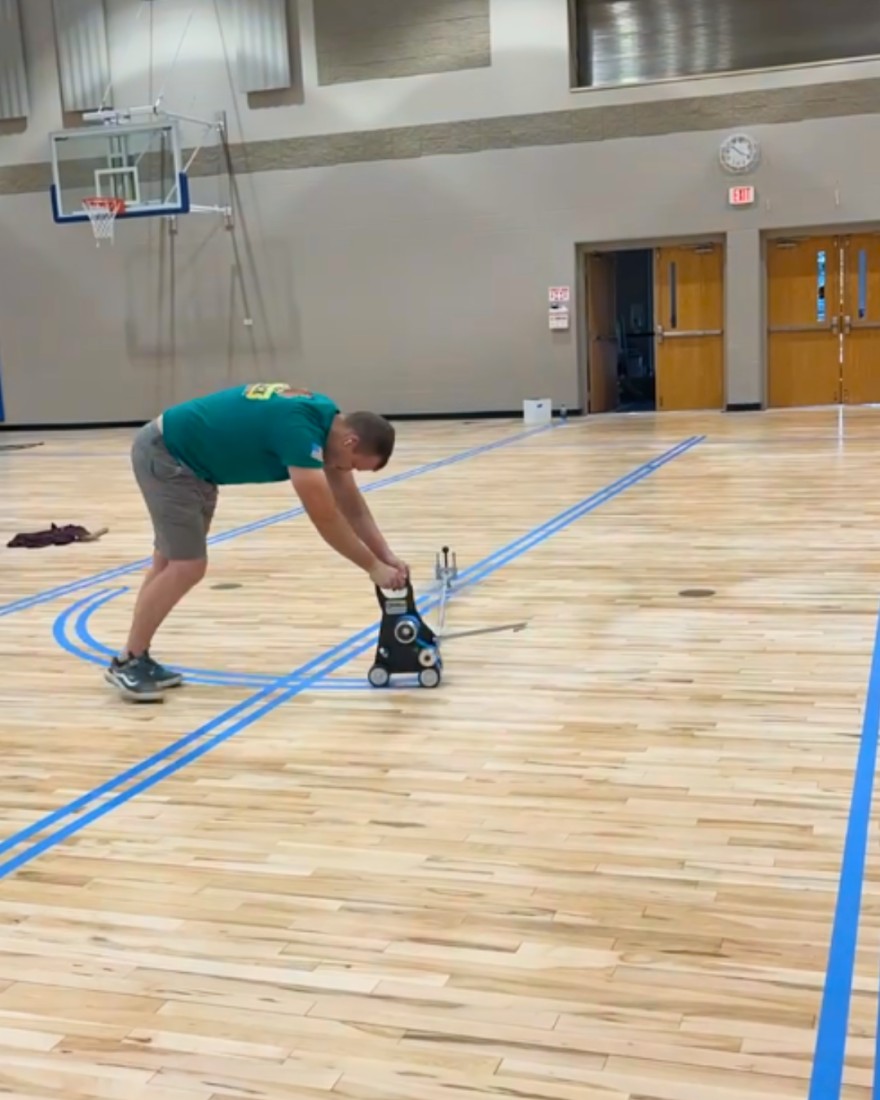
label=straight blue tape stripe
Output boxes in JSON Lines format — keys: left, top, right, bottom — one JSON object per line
{"left": 0, "top": 436, "right": 700, "bottom": 877}
{"left": 0, "top": 422, "right": 555, "bottom": 619}
{"left": 0, "top": 630, "right": 389, "bottom": 878}
{"left": 809, "top": 604, "right": 880, "bottom": 1100}
{"left": 447, "top": 437, "right": 703, "bottom": 598}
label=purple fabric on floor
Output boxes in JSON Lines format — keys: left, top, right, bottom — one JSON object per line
{"left": 7, "top": 524, "right": 95, "bottom": 549}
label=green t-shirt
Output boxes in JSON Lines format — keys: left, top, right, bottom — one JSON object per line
{"left": 161, "top": 383, "right": 340, "bottom": 485}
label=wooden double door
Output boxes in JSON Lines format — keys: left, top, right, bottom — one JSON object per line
{"left": 767, "top": 233, "right": 880, "bottom": 406}
{"left": 587, "top": 242, "right": 725, "bottom": 413}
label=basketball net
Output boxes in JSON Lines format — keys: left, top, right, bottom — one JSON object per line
{"left": 82, "top": 197, "right": 126, "bottom": 246}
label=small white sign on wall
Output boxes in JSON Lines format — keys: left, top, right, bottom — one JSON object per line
{"left": 549, "top": 286, "right": 571, "bottom": 304}
{"left": 549, "top": 305, "right": 570, "bottom": 330}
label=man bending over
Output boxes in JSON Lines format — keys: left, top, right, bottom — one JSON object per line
{"left": 106, "top": 382, "right": 408, "bottom": 702}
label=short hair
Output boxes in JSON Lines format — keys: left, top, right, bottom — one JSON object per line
{"left": 347, "top": 411, "right": 396, "bottom": 469}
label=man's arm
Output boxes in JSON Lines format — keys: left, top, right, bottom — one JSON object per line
{"left": 289, "top": 467, "right": 381, "bottom": 576}
{"left": 325, "top": 467, "right": 397, "bottom": 563}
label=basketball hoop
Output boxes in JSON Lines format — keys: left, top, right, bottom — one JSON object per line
{"left": 82, "top": 196, "right": 126, "bottom": 245}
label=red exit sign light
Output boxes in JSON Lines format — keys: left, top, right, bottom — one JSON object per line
{"left": 729, "top": 185, "right": 756, "bottom": 206}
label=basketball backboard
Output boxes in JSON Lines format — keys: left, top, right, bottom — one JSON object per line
{"left": 49, "top": 116, "right": 190, "bottom": 225}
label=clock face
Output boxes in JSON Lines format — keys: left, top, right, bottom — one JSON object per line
{"left": 720, "top": 133, "right": 760, "bottom": 174}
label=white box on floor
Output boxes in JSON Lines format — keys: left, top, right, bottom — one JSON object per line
{"left": 523, "top": 398, "right": 552, "bottom": 425}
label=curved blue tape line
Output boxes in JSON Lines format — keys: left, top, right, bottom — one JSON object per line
{"left": 52, "top": 588, "right": 118, "bottom": 667}
{"left": 72, "top": 589, "right": 276, "bottom": 687}
{"left": 55, "top": 588, "right": 374, "bottom": 691}
{"left": 0, "top": 436, "right": 702, "bottom": 876}
{"left": 0, "top": 423, "right": 556, "bottom": 620}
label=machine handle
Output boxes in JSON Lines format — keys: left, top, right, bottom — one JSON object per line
{"left": 374, "top": 579, "right": 417, "bottom": 613}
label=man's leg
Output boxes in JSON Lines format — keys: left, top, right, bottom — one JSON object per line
{"left": 106, "top": 423, "right": 217, "bottom": 702}
{"left": 125, "top": 552, "right": 168, "bottom": 645}
{"left": 124, "top": 556, "right": 207, "bottom": 659}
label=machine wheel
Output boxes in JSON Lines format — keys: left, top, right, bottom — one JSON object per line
{"left": 418, "top": 646, "right": 439, "bottom": 668}
{"left": 368, "top": 665, "right": 391, "bottom": 688}
{"left": 418, "top": 666, "right": 441, "bottom": 689}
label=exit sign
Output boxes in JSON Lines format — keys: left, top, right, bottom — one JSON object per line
{"left": 729, "top": 185, "right": 756, "bottom": 206}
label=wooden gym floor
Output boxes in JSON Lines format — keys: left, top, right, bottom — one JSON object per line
{"left": 0, "top": 407, "right": 877, "bottom": 1100}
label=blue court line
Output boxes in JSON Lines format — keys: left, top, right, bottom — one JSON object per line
{"left": 809, "top": 604, "right": 880, "bottom": 1100}
{"left": 0, "top": 435, "right": 702, "bottom": 879}
{"left": 70, "top": 590, "right": 404, "bottom": 691}
{"left": 60, "top": 588, "right": 279, "bottom": 687}
{"left": 0, "top": 422, "right": 554, "bottom": 620}
{"left": 54, "top": 587, "right": 375, "bottom": 690}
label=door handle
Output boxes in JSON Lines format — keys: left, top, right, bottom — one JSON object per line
{"left": 831, "top": 315, "right": 840, "bottom": 334}
{"left": 768, "top": 323, "right": 837, "bottom": 333}
{"left": 656, "top": 329, "right": 722, "bottom": 338}
{"left": 843, "top": 315, "right": 852, "bottom": 334}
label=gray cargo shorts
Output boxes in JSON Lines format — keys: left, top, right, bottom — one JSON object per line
{"left": 131, "top": 419, "right": 218, "bottom": 561}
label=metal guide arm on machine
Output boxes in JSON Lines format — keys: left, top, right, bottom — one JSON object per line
{"left": 367, "top": 547, "right": 529, "bottom": 690}
{"left": 432, "top": 546, "right": 526, "bottom": 641}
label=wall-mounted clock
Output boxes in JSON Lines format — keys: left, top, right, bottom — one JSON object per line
{"left": 719, "top": 132, "right": 761, "bottom": 174}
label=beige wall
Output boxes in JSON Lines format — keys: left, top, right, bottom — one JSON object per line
{"left": 1, "top": 0, "right": 879, "bottom": 424}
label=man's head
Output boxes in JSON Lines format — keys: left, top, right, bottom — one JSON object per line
{"left": 327, "top": 411, "right": 396, "bottom": 472}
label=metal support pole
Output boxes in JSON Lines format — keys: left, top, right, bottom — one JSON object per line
{"left": 429, "top": 543, "right": 528, "bottom": 644}
{"left": 436, "top": 576, "right": 450, "bottom": 635}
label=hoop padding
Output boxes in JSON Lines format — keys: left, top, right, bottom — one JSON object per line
{"left": 83, "top": 197, "right": 126, "bottom": 243}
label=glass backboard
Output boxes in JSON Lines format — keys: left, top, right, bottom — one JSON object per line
{"left": 49, "top": 118, "right": 190, "bottom": 224}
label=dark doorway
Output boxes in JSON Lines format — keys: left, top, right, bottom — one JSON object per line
{"left": 585, "top": 248, "right": 656, "bottom": 413}
{"left": 614, "top": 249, "right": 655, "bottom": 411}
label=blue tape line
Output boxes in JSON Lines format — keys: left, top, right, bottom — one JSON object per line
{"left": 0, "top": 422, "right": 555, "bottom": 620}
{"left": 0, "top": 435, "right": 701, "bottom": 879}
{"left": 56, "top": 590, "right": 268, "bottom": 687}
{"left": 54, "top": 589, "right": 368, "bottom": 691}
{"left": 809, "top": 604, "right": 880, "bottom": 1100}
{"left": 71, "top": 589, "right": 277, "bottom": 687}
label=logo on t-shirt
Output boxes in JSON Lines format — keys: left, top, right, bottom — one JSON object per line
{"left": 310, "top": 444, "right": 324, "bottom": 463}
{"left": 244, "top": 383, "right": 314, "bottom": 401}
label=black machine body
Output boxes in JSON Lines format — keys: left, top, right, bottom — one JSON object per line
{"left": 368, "top": 581, "right": 443, "bottom": 689}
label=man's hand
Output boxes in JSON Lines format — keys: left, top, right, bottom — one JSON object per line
{"left": 380, "top": 551, "right": 410, "bottom": 582}
{"left": 370, "top": 561, "right": 407, "bottom": 590}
